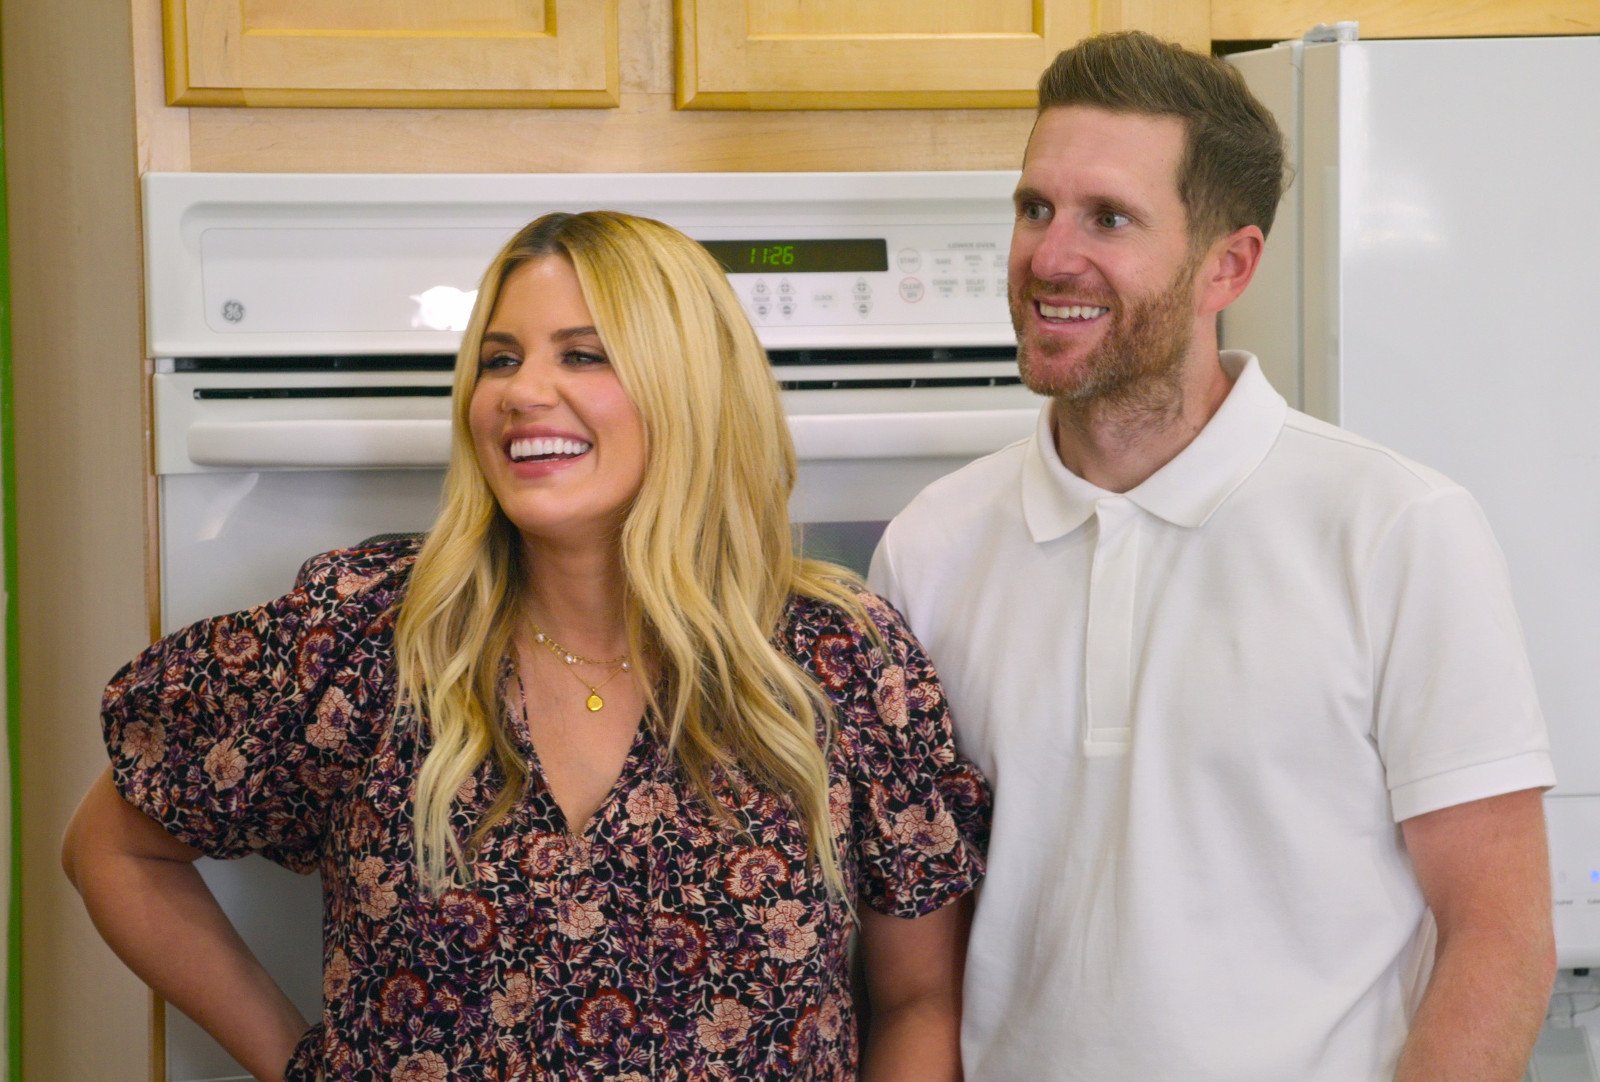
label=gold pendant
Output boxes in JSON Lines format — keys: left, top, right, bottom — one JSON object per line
{"left": 585, "top": 691, "right": 604, "bottom": 712}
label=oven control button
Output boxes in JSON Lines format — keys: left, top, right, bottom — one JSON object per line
{"left": 779, "top": 300, "right": 796, "bottom": 318}
{"left": 778, "top": 279, "right": 794, "bottom": 296}
{"left": 812, "top": 290, "right": 837, "bottom": 311}
{"left": 964, "top": 278, "right": 988, "bottom": 297}
{"left": 932, "top": 277, "right": 959, "bottom": 299}
{"left": 753, "top": 280, "right": 770, "bottom": 296}
{"left": 899, "top": 277, "right": 925, "bottom": 303}
{"left": 855, "top": 299, "right": 873, "bottom": 317}
{"left": 754, "top": 301, "right": 771, "bottom": 319}
{"left": 897, "top": 248, "right": 922, "bottom": 273}
{"left": 853, "top": 277, "right": 872, "bottom": 297}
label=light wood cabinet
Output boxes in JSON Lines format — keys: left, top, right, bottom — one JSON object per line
{"left": 164, "top": 0, "right": 620, "bottom": 107}
{"left": 676, "top": 0, "right": 1208, "bottom": 109}
{"left": 1211, "top": 0, "right": 1600, "bottom": 41}
{"left": 161, "top": 0, "right": 1600, "bottom": 113}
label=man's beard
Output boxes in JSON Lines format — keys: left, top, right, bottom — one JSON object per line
{"left": 1011, "top": 256, "right": 1199, "bottom": 409}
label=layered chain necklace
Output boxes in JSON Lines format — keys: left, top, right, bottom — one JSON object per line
{"left": 528, "top": 622, "right": 633, "bottom": 712}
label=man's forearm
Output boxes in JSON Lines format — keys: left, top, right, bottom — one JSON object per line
{"left": 1394, "top": 927, "right": 1555, "bottom": 1082}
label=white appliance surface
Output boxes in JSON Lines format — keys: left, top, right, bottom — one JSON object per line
{"left": 1222, "top": 33, "right": 1600, "bottom": 1075}
{"left": 1222, "top": 34, "right": 1600, "bottom": 1069}
{"left": 147, "top": 171, "right": 1038, "bottom": 1080}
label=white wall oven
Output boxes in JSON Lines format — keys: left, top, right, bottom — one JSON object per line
{"left": 144, "top": 170, "right": 1038, "bottom": 1079}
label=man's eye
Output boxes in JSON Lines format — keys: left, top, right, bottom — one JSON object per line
{"left": 1018, "top": 202, "right": 1051, "bottom": 223}
{"left": 1095, "top": 211, "right": 1132, "bottom": 229}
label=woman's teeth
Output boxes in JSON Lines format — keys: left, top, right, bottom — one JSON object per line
{"left": 1038, "top": 302, "right": 1110, "bottom": 321}
{"left": 509, "top": 436, "right": 592, "bottom": 462}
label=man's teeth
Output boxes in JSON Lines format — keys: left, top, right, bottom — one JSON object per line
{"left": 509, "top": 436, "right": 592, "bottom": 461}
{"left": 1038, "top": 302, "right": 1110, "bottom": 321}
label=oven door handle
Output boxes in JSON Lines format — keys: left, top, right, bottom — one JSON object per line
{"left": 187, "top": 419, "right": 453, "bottom": 468}
{"left": 788, "top": 408, "right": 1037, "bottom": 460}
{"left": 185, "top": 408, "right": 1039, "bottom": 469}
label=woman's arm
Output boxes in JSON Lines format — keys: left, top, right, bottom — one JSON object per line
{"left": 857, "top": 893, "right": 972, "bottom": 1082}
{"left": 62, "top": 766, "right": 311, "bottom": 1082}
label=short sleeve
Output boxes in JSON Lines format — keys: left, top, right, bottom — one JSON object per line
{"left": 102, "top": 542, "right": 417, "bottom": 871}
{"left": 865, "top": 535, "right": 901, "bottom": 612}
{"left": 810, "top": 591, "right": 990, "bottom": 918}
{"left": 1366, "top": 487, "right": 1554, "bottom": 821}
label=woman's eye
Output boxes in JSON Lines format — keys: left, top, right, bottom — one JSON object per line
{"left": 478, "top": 351, "right": 519, "bottom": 372}
{"left": 564, "top": 350, "right": 609, "bottom": 367}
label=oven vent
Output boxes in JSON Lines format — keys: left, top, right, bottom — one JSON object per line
{"left": 768, "top": 346, "right": 1015, "bottom": 366}
{"left": 173, "top": 355, "right": 455, "bottom": 373}
{"left": 779, "top": 375, "right": 1022, "bottom": 391}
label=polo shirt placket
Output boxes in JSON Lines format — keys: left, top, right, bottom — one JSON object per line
{"left": 1084, "top": 496, "right": 1138, "bottom": 756}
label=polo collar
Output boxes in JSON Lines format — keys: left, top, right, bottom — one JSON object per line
{"left": 1022, "top": 351, "right": 1288, "bottom": 542}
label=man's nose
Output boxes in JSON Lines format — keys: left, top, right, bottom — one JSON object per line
{"left": 1028, "top": 218, "right": 1093, "bottom": 280}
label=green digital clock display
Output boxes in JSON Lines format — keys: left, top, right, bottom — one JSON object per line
{"left": 701, "top": 238, "right": 889, "bottom": 274}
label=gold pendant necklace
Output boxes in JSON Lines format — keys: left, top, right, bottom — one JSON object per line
{"left": 529, "top": 622, "right": 632, "bottom": 712}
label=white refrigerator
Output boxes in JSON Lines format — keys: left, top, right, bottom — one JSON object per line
{"left": 1223, "top": 32, "right": 1600, "bottom": 1074}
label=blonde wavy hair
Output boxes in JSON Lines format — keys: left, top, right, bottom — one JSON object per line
{"left": 394, "top": 210, "right": 871, "bottom": 896}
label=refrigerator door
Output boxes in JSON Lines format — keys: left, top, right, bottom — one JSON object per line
{"left": 1225, "top": 36, "right": 1600, "bottom": 961}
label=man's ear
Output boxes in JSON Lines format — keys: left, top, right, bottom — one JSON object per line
{"left": 1197, "top": 225, "right": 1265, "bottom": 315}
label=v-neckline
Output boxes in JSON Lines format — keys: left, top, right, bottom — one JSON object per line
{"left": 506, "top": 661, "right": 652, "bottom": 839}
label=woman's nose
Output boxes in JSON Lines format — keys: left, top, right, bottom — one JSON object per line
{"left": 500, "top": 359, "right": 559, "bottom": 413}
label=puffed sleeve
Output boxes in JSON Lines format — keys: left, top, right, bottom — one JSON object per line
{"left": 800, "top": 591, "right": 990, "bottom": 917}
{"left": 101, "top": 541, "right": 419, "bottom": 871}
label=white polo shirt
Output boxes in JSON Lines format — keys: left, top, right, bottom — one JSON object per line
{"left": 870, "top": 352, "right": 1552, "bottom": 1081}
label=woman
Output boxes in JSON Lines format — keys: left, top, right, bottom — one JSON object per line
{"left": 63, "top": 210, "right": 989, "bottom": 1081}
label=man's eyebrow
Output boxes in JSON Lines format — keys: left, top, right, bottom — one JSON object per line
{"left": 1012, "top": 185, "right": 1047, "bottom": 207}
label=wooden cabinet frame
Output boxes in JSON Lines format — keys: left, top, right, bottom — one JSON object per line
{"left": 163, "top": 0, "right": 620, "bottom": 108}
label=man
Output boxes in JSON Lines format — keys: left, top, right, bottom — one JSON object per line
{"left": 869, "top": 31, "right": 1555, "bottom": 1081}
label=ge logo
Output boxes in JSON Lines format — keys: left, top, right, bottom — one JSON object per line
{"left": 221, "top": 300, "right": 245, "bottom": 323}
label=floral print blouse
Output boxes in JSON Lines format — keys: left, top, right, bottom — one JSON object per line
{"left": 103, "top": 540, "right": 989, "bottom": 1081}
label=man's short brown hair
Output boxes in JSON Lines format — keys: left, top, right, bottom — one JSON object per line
{"left": 1036, "top": 31, "right": 1287, "bottom": 245}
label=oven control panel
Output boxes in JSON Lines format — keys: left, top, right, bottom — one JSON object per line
{"left": 708, "top": 227, "right": 1011, "bottom": 333}
{"left": 145, "top": 171, "right": 1022, "bottom": 355}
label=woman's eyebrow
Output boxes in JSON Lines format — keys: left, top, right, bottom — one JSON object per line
{"left": 552, "top": 325, "right": 600, "bottom": 343}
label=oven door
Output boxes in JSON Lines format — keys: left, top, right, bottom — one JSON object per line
{"left": 157, "top": 364, "right": 453, "bottom": 1080}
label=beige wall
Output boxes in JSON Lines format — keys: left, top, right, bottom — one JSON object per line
{"left": 2, "top": 2, "right": 154, "bottom": 1082}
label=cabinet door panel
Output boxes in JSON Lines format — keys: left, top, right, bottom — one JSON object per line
{"left": 1210, "top": 0, "right": 1600, "bottom": 40}
{"left": 167, "top": 0, "right": 619, "bottom": 107}
{"left": 678, "top": 0, "right": 1210, "bottom": 109}
{"left": 678, "top": 0, "right": 1093, "bottom": 109}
